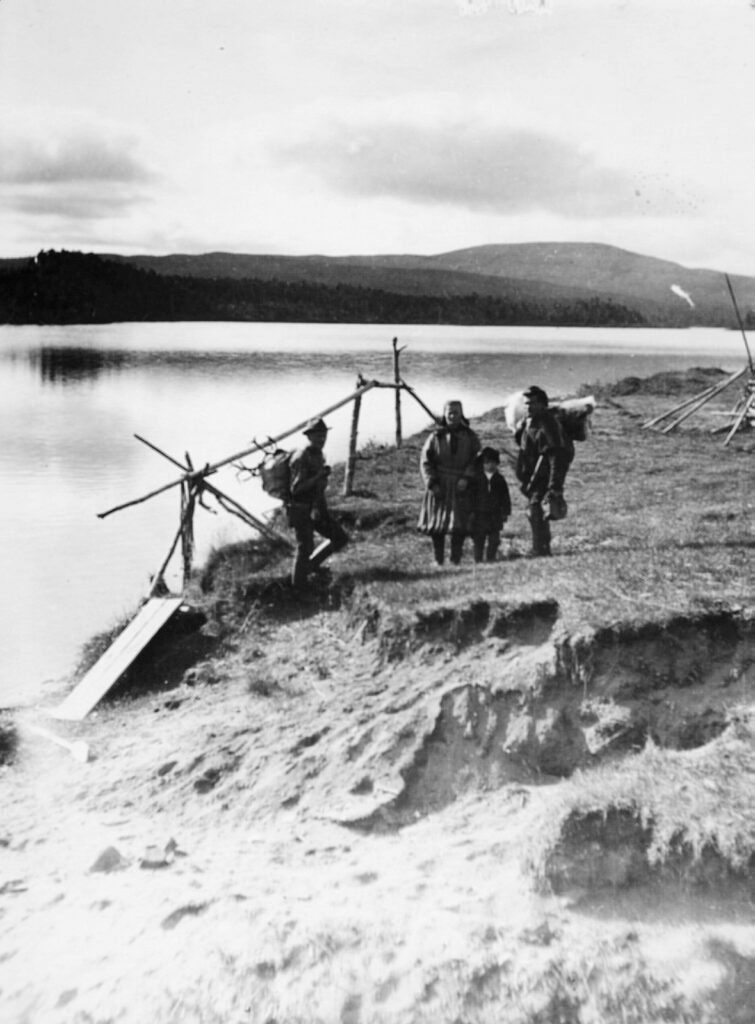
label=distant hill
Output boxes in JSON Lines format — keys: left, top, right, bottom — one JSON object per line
{"left": 1, "top": 243, "right": 754, "bottom": 327}
{"left": 427, "top": 243, "right": 755, "bottom": 325}
{"left": 111, "top": 243, "right": 755, "bottom": 328}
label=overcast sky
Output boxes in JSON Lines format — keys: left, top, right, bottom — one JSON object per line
{"left": 2, "top": 0, "right": 755, "bottom": 272}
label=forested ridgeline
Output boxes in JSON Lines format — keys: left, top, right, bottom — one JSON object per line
{"left": 0, "top": 250, "right": 647, "bottom": 327}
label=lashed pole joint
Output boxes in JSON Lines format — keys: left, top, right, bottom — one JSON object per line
{"left": 99, "top": 372, "right": 443, "bottom": 589}
{"left": 98, "top": 379, "right": 383, "bottom": 520}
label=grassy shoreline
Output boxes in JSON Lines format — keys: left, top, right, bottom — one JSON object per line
{"left": 2, "top": 366, "right": 753, "bottom": 1023}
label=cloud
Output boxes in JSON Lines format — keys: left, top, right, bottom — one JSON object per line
{"left": 281, "top": 120, "right": 685, "bottom": 220}
{"left": 0, "top": 122, "right": 158, "bottom": 231}
{"left": 0, "top": 130, "right": 154, "bottom": 186}
{"left": 7, "top": 186, "right": 151, "bottom": 222}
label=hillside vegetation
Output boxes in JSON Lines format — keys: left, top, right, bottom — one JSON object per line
{"left": 1, "top": 368, "right": 753, "bottom": 1023}
{"left": 3, "top": 242, "right": 755, "bottom": 326}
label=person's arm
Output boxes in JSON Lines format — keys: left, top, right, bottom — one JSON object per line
{"left": 460, "top": 430, "right": 482, "bottom": 485}
{"left": 514, "top": 423, "right": 529, "bottom": 484}
{"left": 454, "top": 429, "right": 481, "bottom": 493}
{"left": 499, "top": 475, "right": 512, "bottom": 518}
{"left": 420, "top": 433, "right": 441, "bottom": 494}
{"left": 541, "top": 418, "right": 569, "bottom": 492}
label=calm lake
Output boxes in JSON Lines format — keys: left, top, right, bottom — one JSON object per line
{"left": 0, "top": 322, "right": 745, "bottom": 706}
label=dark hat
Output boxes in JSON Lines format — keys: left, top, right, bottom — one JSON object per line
{"left": 303, "top": 417, "right": 329, "bottom": 436}
{"left": 479, "top": 446, "right": 500, "bottom": 464}
{"left": 523, "top": 385, "right": 549, "bottom": 405}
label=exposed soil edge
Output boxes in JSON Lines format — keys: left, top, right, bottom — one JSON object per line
{"left": 341, "top": 605, "right": 753, "bottom": 834}
{"left": 542, "top": 807, "right": 755, "bottom": 895}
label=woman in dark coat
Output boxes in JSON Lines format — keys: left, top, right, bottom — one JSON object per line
{"left": 417, "top": 400, "right": 481, "bottom": 565}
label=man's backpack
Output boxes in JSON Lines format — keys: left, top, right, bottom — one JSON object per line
{"left": 552, "top": 402, "right": 593, "bottom": 444}
{"left": 259, "top": 449, "right": 293, "bottom": 501}
{"left": 552, "top": 398, "right": 594, "bottom": 468}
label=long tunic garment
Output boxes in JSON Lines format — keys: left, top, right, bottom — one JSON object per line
{"left": 417, "top": 424, "right": 481, "bottom": 534}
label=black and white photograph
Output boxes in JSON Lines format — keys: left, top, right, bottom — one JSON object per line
{"left": 0, "top": 1, "right": 753, "bottom": 1021}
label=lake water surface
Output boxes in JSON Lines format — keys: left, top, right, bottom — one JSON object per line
{"left": 0, "top": 322, "right": 744, "bottom": 705}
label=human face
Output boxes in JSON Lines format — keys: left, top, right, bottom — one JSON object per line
{"left": 483, "top": 459, "right": 497, "bottom": 474}
{"left": 524, "top": 394, "right": 546, "bottom": 418}
{"left": 307, "top": 431, "right": 327, "bottom": 450}
{"left": 445, "top": 403, "right": 463, "bottom": 428}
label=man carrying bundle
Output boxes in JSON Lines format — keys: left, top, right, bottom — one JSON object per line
{"left": 287, "top": 418, "right": 348, "bottom": 589}
{"left": 515, "top": 386, "right": 573, "bottom": 557}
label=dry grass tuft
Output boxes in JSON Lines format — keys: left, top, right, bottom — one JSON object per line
{"left": 526, "top": 711, "right": 755, "bottom": 889}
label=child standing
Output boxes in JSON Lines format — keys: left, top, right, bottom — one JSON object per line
{"left": 470, "top": 446, "right": 511, "bottom": 563}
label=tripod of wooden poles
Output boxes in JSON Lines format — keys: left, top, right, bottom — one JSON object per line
{"left": 643, "top": 274, "right": 755, "bottom": 446}
{"left": 97, "top": 340, "right": 440, "bottom": 597}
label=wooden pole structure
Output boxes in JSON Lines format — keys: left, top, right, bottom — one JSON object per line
{"left": 98, "top": 380, "right": 382, "bottom": 519}
{"left": 180, "top": 480, "right": 196, "bottom": 587}
{"left": 343, "top": 375, "right": 364, "bottom": 497}
{"left": 642, "top": 274, "right": 754, "bottom": 440}
{"left": 180, "top": 453, "right": 196, "bottom": 586}
{"left": 725, "top": 274, "right": 754, "bottom": 373}
{"left": 133, "top": 434, "right": 291, "bottom": 549}
{"left": 208, "top": 487, "right": 291, "bottom": 547}
{"left": 723, "top": 383, "right": 755, "bottom": 446}
{"left": 641, "top": 370, "right": 743, "bottom": 429}
{"left": 659, "top": 367, "right": 748, "bottom": 434}
{"left": 392, "top": 337, "right": 405, "bottom": 448}
{"left": 399, "top": 379, "right": 441, "bottom": 424}
{"left": 149, "top": 486, "right": 198, "bottom": 596}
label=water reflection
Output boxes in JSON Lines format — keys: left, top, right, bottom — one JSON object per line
{"left": 32, "top": 345, "right": 128, "bottom": 384}
{"left": 0, "top": 322, "right": 745, "bottom": 705}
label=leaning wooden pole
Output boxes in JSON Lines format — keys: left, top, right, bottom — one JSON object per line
{"left": 149, "top": 486, "right": 198, "bottom": 596}
{"left": 99, "top": 380, "right": 382, "bottom": 519}
{"left": 392, "top": 337, "right": 404, "bottom": 448}
{"left": 133, "top": 433, "right": 291, "bottom": 549}
{"left": 660, "top": 367, "right": 747, "bottom": 434}
{"left": 725, "top": 274, "right": 754, "bottom": 373}
{"left": 180, "top": 481, "right": 196, "bottom": 587}
{"left": 642, "top": 377, "right": 730, "bottom": 429}
{"left": 343, "top": 376, "right": 364, "bottom": 497}
{"left": 723, "top": 387, "right": 755, "bottom": 446}
{"left": 399, "top": 379, "right": 441, "bottom": 424}
{"left": 208, "top": 487, "right": 291, "bottom": 548}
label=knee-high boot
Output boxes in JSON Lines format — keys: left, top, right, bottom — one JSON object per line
{"left": 431, "top": 533, "right": 445, "bottom": 565}
{"left": 450, "top": 532, "right": 465, "bottom": 565}
{"left": 308, "top": 539, "right": 334, "bottom": 570}
{"left": 527, "top": 501, "right": 552, "bottom": 557}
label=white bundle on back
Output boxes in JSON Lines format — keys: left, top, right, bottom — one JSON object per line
{"left": 503, "top": 392, "right": 595, "bottom": 435}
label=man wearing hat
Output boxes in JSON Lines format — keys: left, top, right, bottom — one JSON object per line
{"left": 514, "top": 386, "right": 572, "bottom": 557}
{"left": 286, "top": 417, "right": 348, "bottom": 589}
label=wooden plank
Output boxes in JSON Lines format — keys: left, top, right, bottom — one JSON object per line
{"left": 51, "top": 597, "right": 183, "bottom": 721}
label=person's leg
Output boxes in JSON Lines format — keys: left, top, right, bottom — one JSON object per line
{"left": 450, "top": 531, "right": 465, "bottom": 565}
{"left": 308, "top": 516, "right": 349, "bottom": 570}
{"left": 485, "top": 531, "right": 500, "bottom": 562}
{"left": 291, "top": 518, "right": 314, "bottom": 587}
{"left": 431, "top": 533, "right": 445, "bottom": 565}
{"left": 527, "top": 498, "right": 551, "bottom": 556}
{"left": 472, "top": 533, "right": 484, "bottom": 563}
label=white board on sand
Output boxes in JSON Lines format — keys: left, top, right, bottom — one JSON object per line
{"left": 51, "top": 597, "right": 184, "bottom": 721}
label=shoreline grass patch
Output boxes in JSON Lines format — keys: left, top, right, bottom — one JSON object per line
{"left": 525, "top": 712, "right": 755, "bottom": 894}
